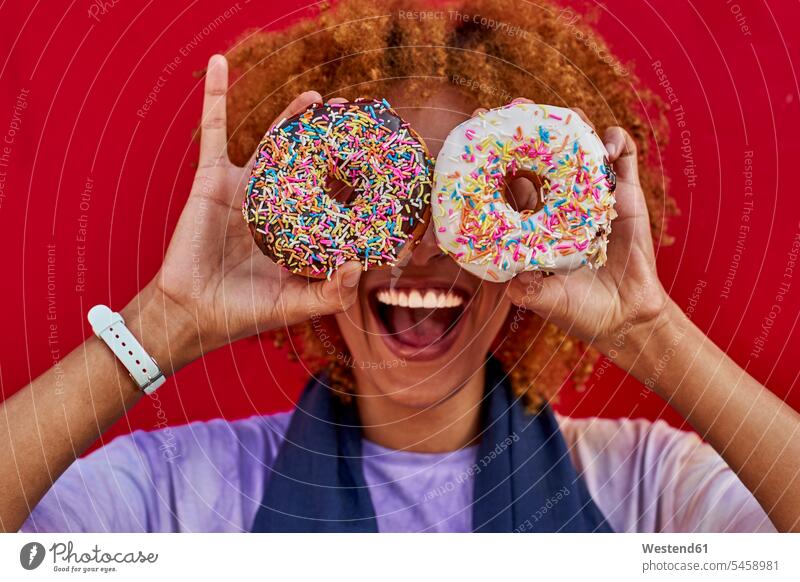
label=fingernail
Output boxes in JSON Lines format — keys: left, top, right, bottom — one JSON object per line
{"left": 605, "top": 142, "right": 617, "bottom": 158}
{"left": 341, "top": 265, "right": 362, "bottom": 288}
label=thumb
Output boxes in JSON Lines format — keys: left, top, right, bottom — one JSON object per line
{"left": 303, "top": 261, "right": 363, "bottom": 316}
{"left": 505, "top": 270, "right": 563, "bottom": 314}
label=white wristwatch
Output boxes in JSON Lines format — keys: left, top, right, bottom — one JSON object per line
{"left": 88, "top": 304, "right": 166, "bottom": 394}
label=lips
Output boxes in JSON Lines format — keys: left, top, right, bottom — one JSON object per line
{"left": 369, "top": 285, "right": 470, "bottom": 360}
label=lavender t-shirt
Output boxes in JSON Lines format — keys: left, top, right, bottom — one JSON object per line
{"left": 21, "top": 412, "right": 775, "bottom": 533}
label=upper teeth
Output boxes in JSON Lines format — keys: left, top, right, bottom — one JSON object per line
{"left": 376, "top": 288, "right": 464, "bottom": 308}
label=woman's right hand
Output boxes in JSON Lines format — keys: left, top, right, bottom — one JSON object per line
{"left": 128, "top": 54, "right": 362, "bottom": 372}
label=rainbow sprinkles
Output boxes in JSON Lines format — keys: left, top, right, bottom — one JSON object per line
{"left": 432, "top": 102, "right": 617, "bottom": 282}
{"left": 243, "top": 99, "right": 433, "bottom": 279}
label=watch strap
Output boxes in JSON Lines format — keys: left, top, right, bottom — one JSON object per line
{"left": 87, "top": 304, "right": 166, "bottom": 394}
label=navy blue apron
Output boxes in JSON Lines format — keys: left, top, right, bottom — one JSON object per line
{"left": 252, "top": 358, "right": 612, "bottom": 532}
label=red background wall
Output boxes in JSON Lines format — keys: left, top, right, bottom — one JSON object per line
{"left": 1, "top": 0, "right": 798, "bottom": 450}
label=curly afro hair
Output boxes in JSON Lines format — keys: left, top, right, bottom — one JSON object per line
{"left": 222, "top": 0, "right": 675, "bottom": 411}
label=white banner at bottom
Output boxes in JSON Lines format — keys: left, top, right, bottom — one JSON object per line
{"left": 1, "top": 533, "right": 798, "bottom": 581}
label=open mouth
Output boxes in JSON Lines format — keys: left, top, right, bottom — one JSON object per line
{"left": 369, "top": 285, "right": 470, "bottom": 360}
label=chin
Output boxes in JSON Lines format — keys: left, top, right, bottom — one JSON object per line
{"left": 334, "top": 263, "right": 511, "bottom": 409}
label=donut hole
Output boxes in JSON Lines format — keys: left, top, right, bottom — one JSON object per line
{"left": 326, "top": 175, "right": 357, "bottom": 204}
{"left": 502, "top": 171, "right": 546, "bottom": 214}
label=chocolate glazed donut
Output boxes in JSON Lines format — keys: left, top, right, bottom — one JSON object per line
{"left": 242, "top": 99, "right": 433, "bottom": 279}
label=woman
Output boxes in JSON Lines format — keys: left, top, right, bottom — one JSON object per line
{"left": 3, "top": 0, "right": 799, "bottom": 533}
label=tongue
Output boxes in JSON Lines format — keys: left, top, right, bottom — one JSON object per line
{"left": 388, "top": 306, "right": 458, "bottom": 348}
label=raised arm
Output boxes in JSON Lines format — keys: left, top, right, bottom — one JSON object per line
{"left": 614, "top": 288, "right": 800, "bottom": 533}
{"left": 0, "top": 55, "right": 361, "bottom": 533}
{"left": 505, "top": 110, "right": 800, "bottom": 532}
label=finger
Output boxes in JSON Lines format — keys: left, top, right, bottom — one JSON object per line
{"left": 199, "top": 54, "right": 230, "bottom": 168}
{"left": 508, "top": 176, "right": 538, "bottom": 210}
{"left": 602, "top": 127, "right": 651, "bottom": 241}
{"left": 270, "top": 90, "right": 322, "bottom": 130}
{"left": 505, "top": 270, "right": 562, "bottom": 313}
{"left": 570, "top": 107, "right": 596, "bottom": 131}
{"left": 239, "top": 91, "right": 323, "bottom": 172}
{"left": 327, "top": 97, "right": 348, "bottom": 105}
{"left": 301, "top": 261, "right": 363, "bottom": 317}
{"left": 603, "top": 126, "right": 639, "bottom": 185}
{"left": 511, "top": 97, "right": 533, "bottom": 105}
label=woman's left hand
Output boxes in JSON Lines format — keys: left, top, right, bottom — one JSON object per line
{"left": 503, "top": 102, "right": 672, "bottom": 354}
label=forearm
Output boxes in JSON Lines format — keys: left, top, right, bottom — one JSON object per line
{"left": 0, "top": 284, "right": 198, "bottom": 532}
{"left": 614, "top": 300, "right": 800, "bottom": 532}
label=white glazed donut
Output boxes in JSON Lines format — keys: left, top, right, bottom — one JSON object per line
{"left": 432, "top": 102, "right": 617, "bottom": 282}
